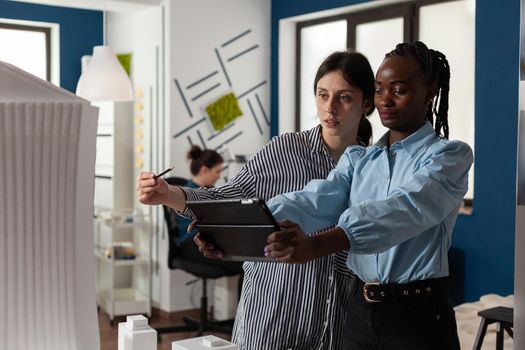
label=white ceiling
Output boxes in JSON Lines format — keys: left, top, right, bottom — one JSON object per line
{"left": 9, "top": 0, "right": 162, "bottom": 12}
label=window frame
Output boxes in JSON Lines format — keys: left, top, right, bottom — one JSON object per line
{"left": 295, "top": 14, "right": 348, "bottom": 132}
{"left": 294, "top": 0, "right": 464, "bottom": 133}
{"left": 0, "top": 21, "right": 52, "bottom": 82}
{"left": 347, "top": 4, "right": 413, "bottom": 51}
{"left": 294, "top": 0, "right": 474, "bottom": 206}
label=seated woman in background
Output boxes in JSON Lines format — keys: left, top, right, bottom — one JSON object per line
{"left": 169, "top": 145, "right": 243, "bottom": 279}
{"left": 175, "top": 145, "right": 224, "bottom": 246}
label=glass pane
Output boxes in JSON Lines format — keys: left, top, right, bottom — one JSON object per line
{"left": 0, "top": 27, "right": 47, "bottom": 80}
{"left": 419, "top": 0, "right": 475, "bottom": 199}
{"left": 356, "top": 17, "right": 404, "bottom": 143}
{"left": 300, "top": 20, "right": 347, "bottom": 131}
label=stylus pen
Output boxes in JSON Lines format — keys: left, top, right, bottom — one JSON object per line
{"left": 153, "top": 166, "right": 174, "bottom": 180}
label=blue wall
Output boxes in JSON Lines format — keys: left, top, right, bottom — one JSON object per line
{"left": 271, "top": 0, "right": 520, "bottom": 303}
{"left": 0, "top": 0, "right": 102, "bottom": 93}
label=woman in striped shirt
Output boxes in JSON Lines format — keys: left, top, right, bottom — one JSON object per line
{"left": 137, "top": 51, "right": 375, "bottom": 350}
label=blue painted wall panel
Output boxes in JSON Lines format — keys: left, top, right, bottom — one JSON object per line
{"left": 271, "top": 0, "right": 520, "bottom": 303}
{"left": 0, "top": 0, "right": 102, "bottom": 93}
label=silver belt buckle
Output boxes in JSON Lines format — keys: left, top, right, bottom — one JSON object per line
{"left": 363, "top": 282, "right": 381, "bottom": 303}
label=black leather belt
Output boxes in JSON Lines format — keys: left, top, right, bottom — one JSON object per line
{"left": 355, "top": 277, "right": 448, "bottom": 303}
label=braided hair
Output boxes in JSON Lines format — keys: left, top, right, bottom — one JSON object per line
{"left": 386, "top": 41, "right": 451, "bottom": 139}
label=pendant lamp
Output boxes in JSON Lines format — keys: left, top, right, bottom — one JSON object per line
{"left": 76, "top": 45, "right": 133, "bottom": 101}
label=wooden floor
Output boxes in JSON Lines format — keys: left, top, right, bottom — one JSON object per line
{"left": 99, "top": 308, "right": 230, "bottom": 350}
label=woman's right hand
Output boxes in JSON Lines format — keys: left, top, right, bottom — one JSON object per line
{"left": 193, "top": 232, "right": 224, "bottom": 259}
{"left": 136, "top": 171, "right": 170, "bottom": 206}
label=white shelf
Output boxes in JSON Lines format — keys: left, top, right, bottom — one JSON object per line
{"left": 94, "top": 213, "right": 152, "bottom": 321}
{"left": 93, "top": 102, "right": 152, "bottom": 323}
{"left": 103, "top": 219, "right": 150, "bottom": 230}
{"left": 94, "top": 249, "right": 150, "bottom": 267}
{"left": 95, "top": 210, "right": 151, "bottom": 230}
{"left": 97, "top": 288, "right": 150, "bottom": 317}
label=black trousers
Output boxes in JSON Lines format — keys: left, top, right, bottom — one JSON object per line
{"left": 343, "top": 279, "right": 460, "bottom": 350}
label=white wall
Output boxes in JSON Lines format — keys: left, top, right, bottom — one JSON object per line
{"left": 127, "top": 4, "right": 171, "bottom": 312}
{"left": 169, "top": 0, "right": 271, "bottom": 180}
{"left": 165, "top": 0, "right": 271, "bottom": 312}
{"left": 113, "top": 0, "right": 270, "bottom": 313}
{"left": 107, "top": 11, "right": 135, "bottom": 53}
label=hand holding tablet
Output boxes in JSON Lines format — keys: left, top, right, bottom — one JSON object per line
{"left": 186, "top": 198, "right": 279, "bottom": 262}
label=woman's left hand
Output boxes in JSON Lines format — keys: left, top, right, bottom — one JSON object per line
{"left": 264, "top": 220, "right": 317, "bottom": 264}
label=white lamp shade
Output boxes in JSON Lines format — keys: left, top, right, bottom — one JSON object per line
{"left": 76, "top": 45, "right": 133, "bottom": 101}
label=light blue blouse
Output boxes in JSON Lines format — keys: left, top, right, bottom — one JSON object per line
{"left": 267, "top": 122, "right": 473, "bottom": 284}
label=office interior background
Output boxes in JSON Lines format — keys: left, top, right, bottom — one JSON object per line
{"left": 0, "top": 0, "right": 524, "bottom": 348}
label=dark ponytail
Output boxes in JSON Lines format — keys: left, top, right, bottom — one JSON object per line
{"left": 386, "top": 41, "right": 451, "bottom": 139}
{"left": 187, "top": 145, "right": 223, "bottom": 176}
{"left": 357, "top": 116, "right": 372, "bottom": 146}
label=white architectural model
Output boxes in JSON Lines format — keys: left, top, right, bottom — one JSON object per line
{"left": 0, "top": 61, "right": 100, "bottom": 350}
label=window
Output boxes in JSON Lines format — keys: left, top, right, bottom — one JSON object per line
{"left": 295, "top": 0, "right": 475, "bottom": 202}
{"left": 0, "top": 21, "right": 51, "bottom": 81}
{"left": 297, "top": 18, "right": 347, "bottom": 131}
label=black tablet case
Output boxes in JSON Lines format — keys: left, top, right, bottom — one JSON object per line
{"left": 186, "top": 198, "right": 279, "bottom": 261}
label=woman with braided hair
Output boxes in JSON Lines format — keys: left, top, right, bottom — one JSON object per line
{"left": 265, "top": 41, "right": 472, "bottom": 349}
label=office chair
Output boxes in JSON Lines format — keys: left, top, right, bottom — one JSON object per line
{"left": 155, "top": 176, "right": 244, "bottom": 339}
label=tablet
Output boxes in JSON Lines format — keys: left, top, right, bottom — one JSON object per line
{"left": 186, "top": 198, "right": 279, "bottom": 262}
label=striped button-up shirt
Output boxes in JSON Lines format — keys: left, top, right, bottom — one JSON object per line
{"left": 181, "top": 125, "right": 353, "bottom": 350}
